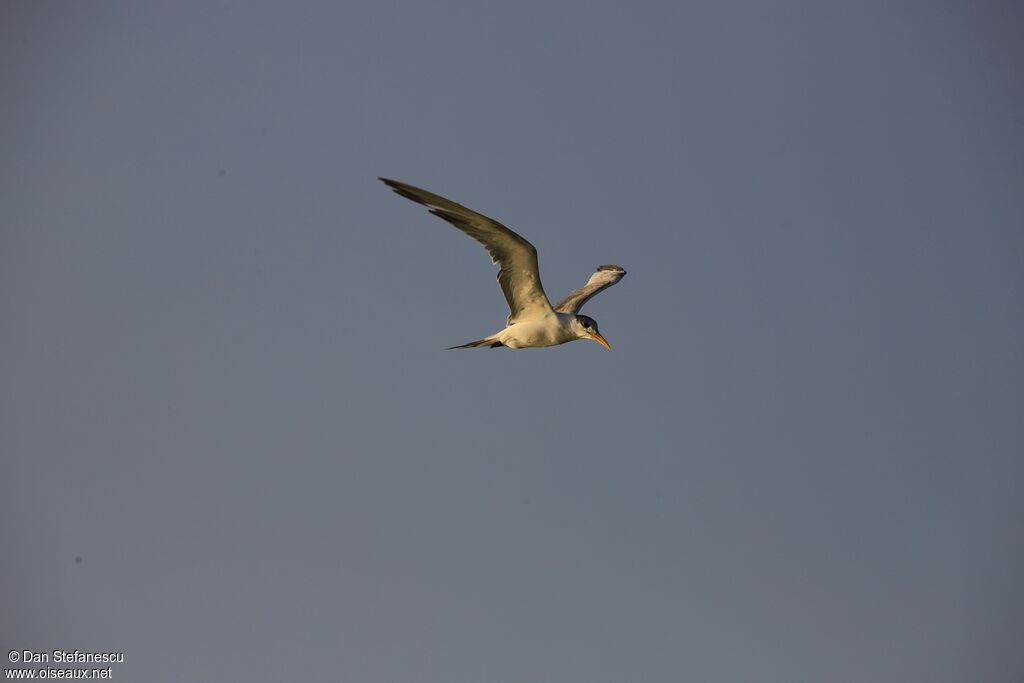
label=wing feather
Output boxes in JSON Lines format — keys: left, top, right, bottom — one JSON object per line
{"left": 380, "top": 178, "right": 553, "bottom": 323}
{"left": 554, "top": 265, "right": 626, "bottom": 314}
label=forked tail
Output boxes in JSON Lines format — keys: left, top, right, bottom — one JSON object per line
{"left": 446, "top": 337, "right": 504, "bottom": 349}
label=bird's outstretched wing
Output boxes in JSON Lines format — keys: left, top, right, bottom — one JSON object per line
{"left": 380, "top": 178, "right": 554, "bottom": 323}
{"left": 554, "top": 265, "right": 627, "bottom": 314}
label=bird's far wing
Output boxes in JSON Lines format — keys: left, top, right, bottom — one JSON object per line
{"left": 380, "top": 178, "right": 554, "bottom": 323}
{"left": 554, "top": 265, "right": 627, "bottom": 314}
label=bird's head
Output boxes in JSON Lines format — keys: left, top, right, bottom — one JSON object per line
{"left": 573, "top": 315, "right": 611, "bottom": 350}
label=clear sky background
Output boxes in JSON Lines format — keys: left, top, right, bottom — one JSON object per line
{"left": 2, "top": 2, "right": 1022, "bottom": 681}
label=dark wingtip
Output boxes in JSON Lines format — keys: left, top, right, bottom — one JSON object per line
{"left": 379, "top": 177, "right": 407, "bottom": 192}
{"left": 380, "top": 178, "right": 431, "bottom": 206}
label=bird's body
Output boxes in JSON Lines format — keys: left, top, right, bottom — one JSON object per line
{"left": 379, "top": 178, "right": 626, "bottom": 350}
{"left": 503, "top": 313, "right": 577, "bottom": 349}
{"left": 457, "top": 311, "right": 583, "bottom": 349}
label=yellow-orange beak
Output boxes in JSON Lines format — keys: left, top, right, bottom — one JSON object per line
{"left": 589, "top": 331, "right": 612, "bottom": 351}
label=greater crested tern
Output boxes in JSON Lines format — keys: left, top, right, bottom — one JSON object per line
{"left": 380, "top": 178, "right": 626, "bottom": 350}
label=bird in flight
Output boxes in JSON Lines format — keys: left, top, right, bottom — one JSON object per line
{"left": 380, "top": 178, "right": 626, "bottom": 350}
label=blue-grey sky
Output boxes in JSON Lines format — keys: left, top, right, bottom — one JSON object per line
{"left": 2, "top": 2, "right": 1022, "bottom": 681}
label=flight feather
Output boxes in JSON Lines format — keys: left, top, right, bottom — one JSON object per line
{"left": 379, "top": 178, "right": 553, "bottom": 323}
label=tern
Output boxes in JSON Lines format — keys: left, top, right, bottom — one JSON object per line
{"left": 380, "top": 178, "right": 626, "bottom": 350}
